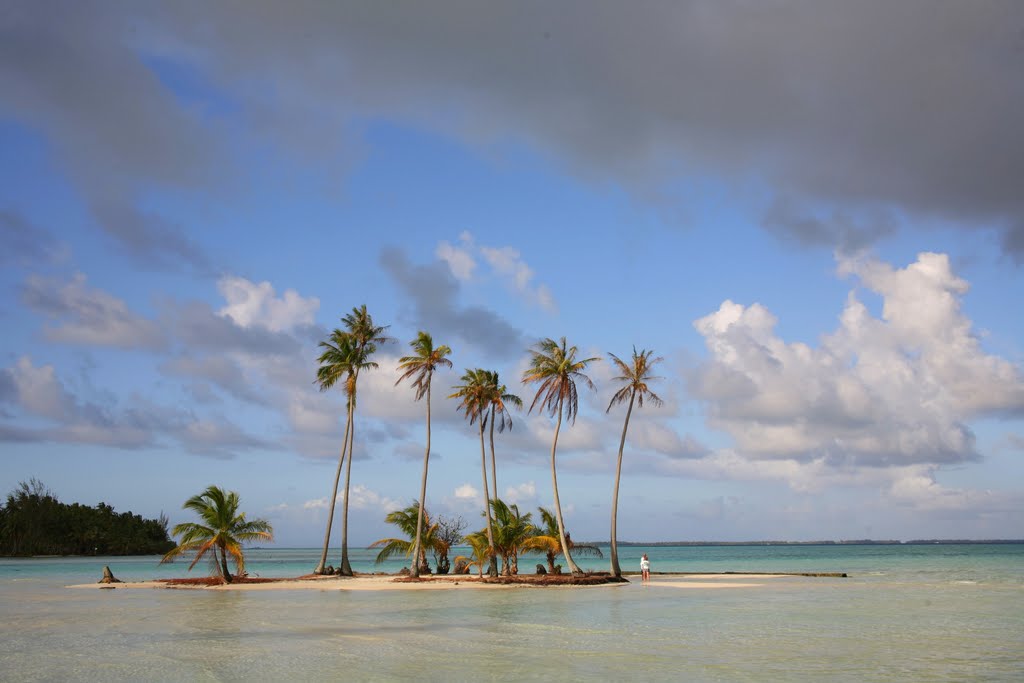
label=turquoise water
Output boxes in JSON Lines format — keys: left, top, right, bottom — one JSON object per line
{"left": 1, "top": 545, "right": 1022, "bottom": 681}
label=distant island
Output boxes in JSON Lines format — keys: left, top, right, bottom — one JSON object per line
{"left": 0, "top": 480, "right": 175, "bottom": 557}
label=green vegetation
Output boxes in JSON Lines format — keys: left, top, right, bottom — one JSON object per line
{"left": 161, "top": 485, "right": 273, "bottom": 584}
{"left": 0, "top": 479, "right": 174, "bottom": 557}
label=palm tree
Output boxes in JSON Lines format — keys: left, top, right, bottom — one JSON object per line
{"left": 606, "top": 348, "right": 663, "bottom": 578}
{"left": 160, "top": 485, "right": 273, "bottom": 584}
{"left": 455, "top": 531, "right": 492, "bottom": 577}
{"left": 522, "top": 506, "right": 603, "bottom": 574}
{"left": 522, "top": 337, "right": 599, "bottom": 576}
{"left": 312, "top": 331, "right": 368, "bottom": 575}
{"left": 449, "top": 368, "right": 499, "bottom": 577}
{"left": 368, "top": 501, "right": 447, "bottom": 573}
{"left": 395, "top": 331, "right": 452, "bottom": 578}
{"left": 488, "top": 498, "right": 536, "bottom": 575}
{"left": 484, "top": 371, "right": 522, "bottom": 503}
{"left": 334, "top": 305, "right": 391, "bottom": 576}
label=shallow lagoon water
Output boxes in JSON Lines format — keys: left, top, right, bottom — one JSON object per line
{"left": 1, "top": 544, "right": 1022, "bottom": 681}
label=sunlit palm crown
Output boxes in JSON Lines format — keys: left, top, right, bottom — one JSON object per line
{"left": 395, "top": 331, "right": 453, "bottom": 400}
{"left": 522, "top": 337, "right": 599, "bottom": 423}
{"left": 607, "top": 347, "right": 665, "bottom": 411}
{"left": 315, "top": 330, "right": 375, "bottom": 396}
{"left": 483, "top": 370, "right": 523, "bottom": 432}
{"left": 449, "top": 368, "right": 493, "bottom": 425}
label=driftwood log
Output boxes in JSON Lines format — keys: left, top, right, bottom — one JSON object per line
{"left": 98, "top": 565, "right": 123, "bottom": 584}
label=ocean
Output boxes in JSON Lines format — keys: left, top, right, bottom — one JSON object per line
{"left": 1, "top": 544, "right": 1021, "bottom": 681}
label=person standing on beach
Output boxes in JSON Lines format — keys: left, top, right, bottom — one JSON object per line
{"left": 640, "top": 553, "right": 650, "bottom": 583}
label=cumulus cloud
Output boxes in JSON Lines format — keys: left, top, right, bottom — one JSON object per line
{"left": 689, "top": 252, "right": 1024, "bottom": 466}
{"left": 454, "top": 483, "right": 479, "bottom": 500}
{"left": 306, "top": 485, "right": 400, "bottom": 513}
{"left": 217, "top": 276, "right": 319, "bottom": 332}
{"left": 21, "top": 273, "right": 164, "bottom": 349}
{"left": 503, "top": 481, "right": 536, "bottom": 505}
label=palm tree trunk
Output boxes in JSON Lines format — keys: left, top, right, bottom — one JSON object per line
{"left": 550, "top": 398, "right": 583, "bottom": 576}
{"left": 339, "top": 392, "right": 356, "bottom": 576}
{"left": 610, "top": 391, "right": 636, "bottom": 578}
{"left": 488, "top": 405, "right": 498, "bottom": 503}
{"left": 479, "top": 422, "right": 498, "bottom": 577}
{"left": 410, "top": 376, "right": 433, "bottom": 579}
{"left": 219, "top": 544, "right": 232, "bottom": 583}
{"left": 315, "top": 405, "right": 351, "bottom": 575}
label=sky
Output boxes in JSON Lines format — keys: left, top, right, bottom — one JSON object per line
{"left": 2, "top": 1, "right": 1023, "bottom": 546}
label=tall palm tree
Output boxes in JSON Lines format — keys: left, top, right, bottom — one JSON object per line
{"left": 484, "top": 371, "right": 522, "bottom": 503}
{"left": 368, "top": 501, "right": 447, "bottom": 572}
{"left": 160, "top": 485, "right": 273, "bottom": 584}
{"left": 606, "top": 348, "right": 663, "bottom": 578}
{"left": 395, "top": 331, "right": 452, "bottom": 578}
{"left": 335, "top": 305, "right": 391, "bottom": 575}
{"left": 522, "top": 337, "right": 599, "bottom": 576}
{"left": 522, "top": 506, "right": 602, "bottom": 574}
{"left": 449, "top": 368, "right": 499, "bottom": 577}
{"left": 312, "top": 331, "right": 368, "bottom": 575}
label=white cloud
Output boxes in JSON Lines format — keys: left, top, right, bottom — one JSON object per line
{"left": 217, "top": 275, "right": 319, "bottom": 332}
{"left": 454, "top": 483, "right": 479, "bottom": 500}
{"left": 503, "top": 481, "right": 536, "bottom": 505}
{"left": 435, "top": 231, "right": 477, "bottom": 280}
{"left": 690, "top": 252, "right": 1024, "bottom": 467}
{"left": 435, "top": 232, "right": 558, "bottom": 313}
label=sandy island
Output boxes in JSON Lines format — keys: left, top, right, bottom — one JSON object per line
{"left": 68, "top": 572, "right": 821, "bottom": 591}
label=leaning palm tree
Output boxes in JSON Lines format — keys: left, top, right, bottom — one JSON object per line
{"left": 368, "top": 501, "right": 446, "bottom": 573}
{"left": 449, "top": 368, "right": 499, "bottom": 577}
{"left": 160, "top": 485, "right": 273, "bottom": 584}
{"left": 334, "top": 305, "right": 391, "bottom": 576}
{"left": 312, "top": 331, "right": 368, "bottom": 575}
{"left": 522, "top": 337, "right": 599, "bottom": 576}
{"left": 395, "top": 331, "right": 452, "bottom": 578}
{"left": 484, "top": 371, "right": 522, "bottom": 503}
{"left": 522, "top": 506, "right": 602, "bottom": 574}
{"left": 607, "top": 348, "right": 663, "bottom": 578}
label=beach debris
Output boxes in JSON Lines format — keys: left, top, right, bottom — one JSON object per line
{"left": 535, "top": 564, "right": 547, "bottom": 575}
{"left": 98, "top": 565, "right": 123, "bottom": 584}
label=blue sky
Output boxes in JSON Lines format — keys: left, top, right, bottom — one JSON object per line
{"left": 2, "top": 2, "right": 1023, "bottom": 546}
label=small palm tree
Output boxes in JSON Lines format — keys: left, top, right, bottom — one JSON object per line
{"left": 161, "top": 485, "right": 273, "bottom": 584}
{"left": 449, "top": 369, "right": 499, "bottom": 577}
{"left": 395, "top": 331, "right": 452, "bottom": 578}
{"left": 484, "top": 371, "right": 522, "bottom": 503}
{"left": 455, "top": 531, "right": 492, "bottom": 578}
{"left": 607, "top": 348, "right": 663, "bottom": 577}
{"left": 489, "top": 498, "right": 536, "bottom": 575}
{"left": 369, "top": 502, "right": 446, "bottom": 573}
{"left": 522, "top": 337, "right": 599, "bottom": 576}
{"left": 522, "top": 506, "right": 602, "bottom": 574}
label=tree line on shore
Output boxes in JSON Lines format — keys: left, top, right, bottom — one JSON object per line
{"left": 0, "top": 479, "right": 175, "bottom": 557}
{"left": 312, "top": 305, "right": 662, "bottom": 579}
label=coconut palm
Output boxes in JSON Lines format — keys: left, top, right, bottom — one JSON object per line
{"left": 454, "top": 531, "right": 492, "bottom": 578}
{"left": 449, "top": 368, "right": 499, "bottom": 577}
{"left": 395, "top": 331, "right": 452, "bottom": 578}
{"left": 522, "top": 337, "right": 599, "bottom": 576}
{"left": 312, "top": 331, "right": 370, "bottom": 575}
{"left": 488, "top": 498, "right": 536, "bottom": 575}
{"left": 522, "top": 506, "right": 602, "bottom": 574}
{"left": 606, "top": 347, "right": 664, "bottom": 577}
{"left": 484, "top": 371, "right": 522, "bottom": 503}
{"left": 368, "top": 501, "right": 446, "bottom": 573}
{"left": 332, "top": 305, "right": 391, "bottom": 576}
{"left": 160, "top": 485, "right": 273, "bottom": 584}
